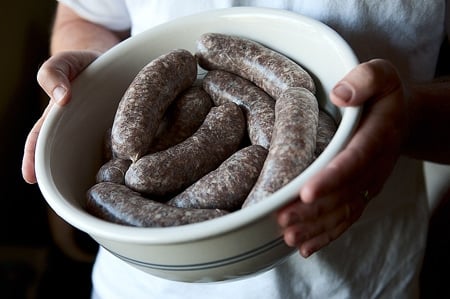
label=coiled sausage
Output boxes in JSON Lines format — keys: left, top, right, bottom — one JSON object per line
{"left": 125, "top": 102, "right": 246, "bottom": 196}
{"left": 196, "top": 33, "right": 316, "bottom": 99}
{"left": 202, "top": 70, "right": 275, "bottom": 149}
{"left": 111, "top": 49, "right": 197, "bottom": 161}
{"left": 167, "top": 145, "right": 268, "bottom": 211}
{"left": 87, "top": 182, "right": 228, "bottom": 227}
{"left": 243, "top": 87, "right": 319, "bottom": 207}
{"left": 149, "top": 86, "right": 213, "bottom": 153}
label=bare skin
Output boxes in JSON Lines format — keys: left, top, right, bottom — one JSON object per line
{"left": 22, "top": 3, "right": 450, "bottom": 258}
{"left": 22, "top": 3, "right": 128, "bottom": 184}
{"left": 278, "top": 60, "right": 450, "bottom": 257}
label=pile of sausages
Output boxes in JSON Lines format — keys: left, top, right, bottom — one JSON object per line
{"left": 86, "top": 33, "right": 337, "bottom": 227}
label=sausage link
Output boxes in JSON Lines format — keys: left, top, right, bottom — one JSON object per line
{"left": 102, "top": 128, "right": 114, "bottom": 162}
{"left": 202, "top": 70, "right": 275, "bottom": 149}
{"left": 196, "top": 33, "right": 316, "bottom": 99}
{"left": 111, "top": 49, "right": 197, "bottom": 161}
{"left": 315, "top": 110, "right": 337, "bottom": 157}
{"left": 149, "top": 86, "right": 213, "bottom": 153}
{"left": 86, "top": 182, "right": 228, "bottom": 227}
{"left": 96, "top": 158, "right": 132, "bottom": 185}
{"left": 125, "top": 102, "right": 245, "bottom": 196}
{"left": 243, "top": 87, "right": 319, "bottom": 207}
{"left": 167, "top": 145, "right": 268, "bottom": 211}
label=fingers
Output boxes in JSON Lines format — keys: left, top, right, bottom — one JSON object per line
{"left": 23, "top": 50, "right": 100, "bottom": 184}
{"left": 295, "top": 220, "right": 349, "bottom": 258}
{"left": 36, "top": 50, "right": 100, "bottom": 105}
{"left": 278, "top": 194, "right": 341, "bottom": 226}
{"left": 22, "top": 103, "right": 54, "bottom": 184}
{"left": 277, "top": 59, "right": 407, "bottom": 257}
{"left": 278, "top": 193, "right": 367, "bottom": 258}
{"left": 297, "top": 198, "right": 366, "bottom": 257}
{"left": 300, "top": 59, "right": 406, "bottom": 203}
{"left": 330, "top": 58, "right": 402, "bottom": 107}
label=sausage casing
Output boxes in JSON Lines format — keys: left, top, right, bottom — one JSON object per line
{"left": 202, "top": 70, "right": 275, "bottom": 149}
{"left": 196, "top": 33, "right": 316, "bottom": 99}
{"left": 96, "top": 158, "right": 132, "bottom": 185}
{"left": 167, "top": 145, "right": 268, "bottom": 211}
{"left": 149, "top": 86, "right": 213, "bottom": 153}
{"left": 243, "top": 87, "right": 319, "bottom": 207}
{"left": 111, "top": 49, "right": 197, "bottom": 161}
{"left": 86, "top": 182, "right": 228, "bottom": 227}
{"left": 315, "top": 110, "right": 337, "bottom": 157}
{"left": 125, "top": 102, "right": 246, "bottom": 196}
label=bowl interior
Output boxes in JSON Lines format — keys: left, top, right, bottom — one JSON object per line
{"left": 35, "top": 7, "right": 360, "bottom": 244}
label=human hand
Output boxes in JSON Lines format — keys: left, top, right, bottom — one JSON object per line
{"left": 22, "top": 50, "right": 100, "bottom": 184}
{"left": 277, "top": 59, "right": 410, "bottom": 258}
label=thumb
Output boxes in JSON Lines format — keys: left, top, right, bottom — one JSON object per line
{"left": 36, "top": 50, "right": 100, "bottom": 105}
{"left": 330, "top": 59, "right": 402, "bottom": 107}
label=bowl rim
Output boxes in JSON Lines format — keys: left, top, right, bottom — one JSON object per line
{"left": 35, "top": 6, "right": 361, "bottom": 244}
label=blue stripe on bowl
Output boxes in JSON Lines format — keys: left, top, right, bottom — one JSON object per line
{"left": 106, "top": 236, "right": 288, "bottom": 272}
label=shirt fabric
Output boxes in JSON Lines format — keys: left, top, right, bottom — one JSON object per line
{"left": 57, "top": 1, "right": 450, "bottom": 298}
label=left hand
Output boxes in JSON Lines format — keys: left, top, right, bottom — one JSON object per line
{"left": 22, "top": 50, "right": 100, "bottom": 184}
{"left": 277, "top": 59, "right": 411, "bottom": 258}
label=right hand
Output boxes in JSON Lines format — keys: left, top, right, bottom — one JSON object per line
{"left": 22, "top": 50, "right": 101, "bottom": 184}
{"left": 277, "top": 59, "right": 409, "bottom": 257}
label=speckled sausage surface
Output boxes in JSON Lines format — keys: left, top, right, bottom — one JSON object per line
{"left": 125, "top": 102, "right": 246, "bottom": 196}
{"left": 101, "top": 127, "right": 114, "bottom": 162}
{"left": 196, "top": 33, "right": 316, "bottom": 99}
{"left": 315, "top": 110, "right": 337, "bottom": 157}
{"left": 96, "top": 158, "right": 132, "bottom": 185}
{"left": 167, "top": 145, "right": 268, "bottom": 211}
{"left": 86, "top": 182, "right": 229, "bottom": 227}
{"left": 202, "top": 70, "right": 275, "bottom": 149}
{"left": 149, "top": 86, "right": 213, "bottom": 153}
{"left": 111, "top": 49, "right": 197, "bottom": 161}
{"left": 243, "top": 87, "right": 319, "bottom": 207}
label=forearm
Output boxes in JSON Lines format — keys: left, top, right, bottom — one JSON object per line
{"left": 403, "top": 77, "right": 450, "bottom": 164}
{"left": 50, "top": 3, "right": 129, "bottom": 54}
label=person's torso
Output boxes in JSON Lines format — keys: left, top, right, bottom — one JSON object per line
{"left": 125, "top": 0, "right": 446, "bottom": 81}
{"left": 59, "top": 1, "right": 446, "bottom": 298}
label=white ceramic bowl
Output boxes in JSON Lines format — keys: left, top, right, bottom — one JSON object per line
{"left": 35, "top": 7, "right": 360, "bottom": 282}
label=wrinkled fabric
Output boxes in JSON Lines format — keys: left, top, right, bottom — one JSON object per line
{"left": 90, "top": 158, "right": 428, "bottom": 299}
{"left": 57, "top": 1, "right": 449, "bottom": 298}
{"left": 59, "top": 0, "right": 447, "bottom": 81}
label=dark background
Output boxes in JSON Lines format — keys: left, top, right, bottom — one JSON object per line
{"left": 0, "top": 2, "right": 96, "bottom": 299}
{"left": 0, "top": 1, "right": 448, "bottom": 299}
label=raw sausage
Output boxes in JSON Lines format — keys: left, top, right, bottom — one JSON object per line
{"left": 196, "top": 33, "right": 316, "bottom": 99}
{"left": 243, "top": 87, "right": 319, "bottom": 207}
{"left": 86, "top": 182, "right": 229, "bottom": 227}
{"left": 102, "top": 128, "right": 113, "bottom": 162}
{"left": 315, "top": 110, "right": 337, "bottom": 157}
{"left": 111, "top": 49, "right": 197, "bottom": 161}
{"left": 125, "top": 102, "right": 246, "bottom": 196}
{"left": 96, "top": 158, "right": 132, "bottom": 185}
{"left": 149, "top": 86, "right": 213, "bottom": 153}
{"left": 167, "top": 145, "right": 268, "bottom": 211}
{"left": 202, "top": 70, "right": 275, "bottom": 149}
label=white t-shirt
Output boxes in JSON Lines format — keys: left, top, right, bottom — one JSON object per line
{"left": 58, "top": 1, "right": 450, "bottom": 298}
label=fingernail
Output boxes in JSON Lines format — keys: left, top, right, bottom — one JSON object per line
{"left": 301, "top": 248, "right": 311, "bottom": 258}
{"left": 332, "top": 82, "right": 353, "bottom": 102}
{"left": 53, "top": 85, "right": 67, "bottom": 103}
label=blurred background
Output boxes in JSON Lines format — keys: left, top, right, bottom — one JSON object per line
{"left": 1, "top": 1, "right": 97, "bottom": 298}
{"left": 0, "top": 1, "right": 448, "bottom": 299}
